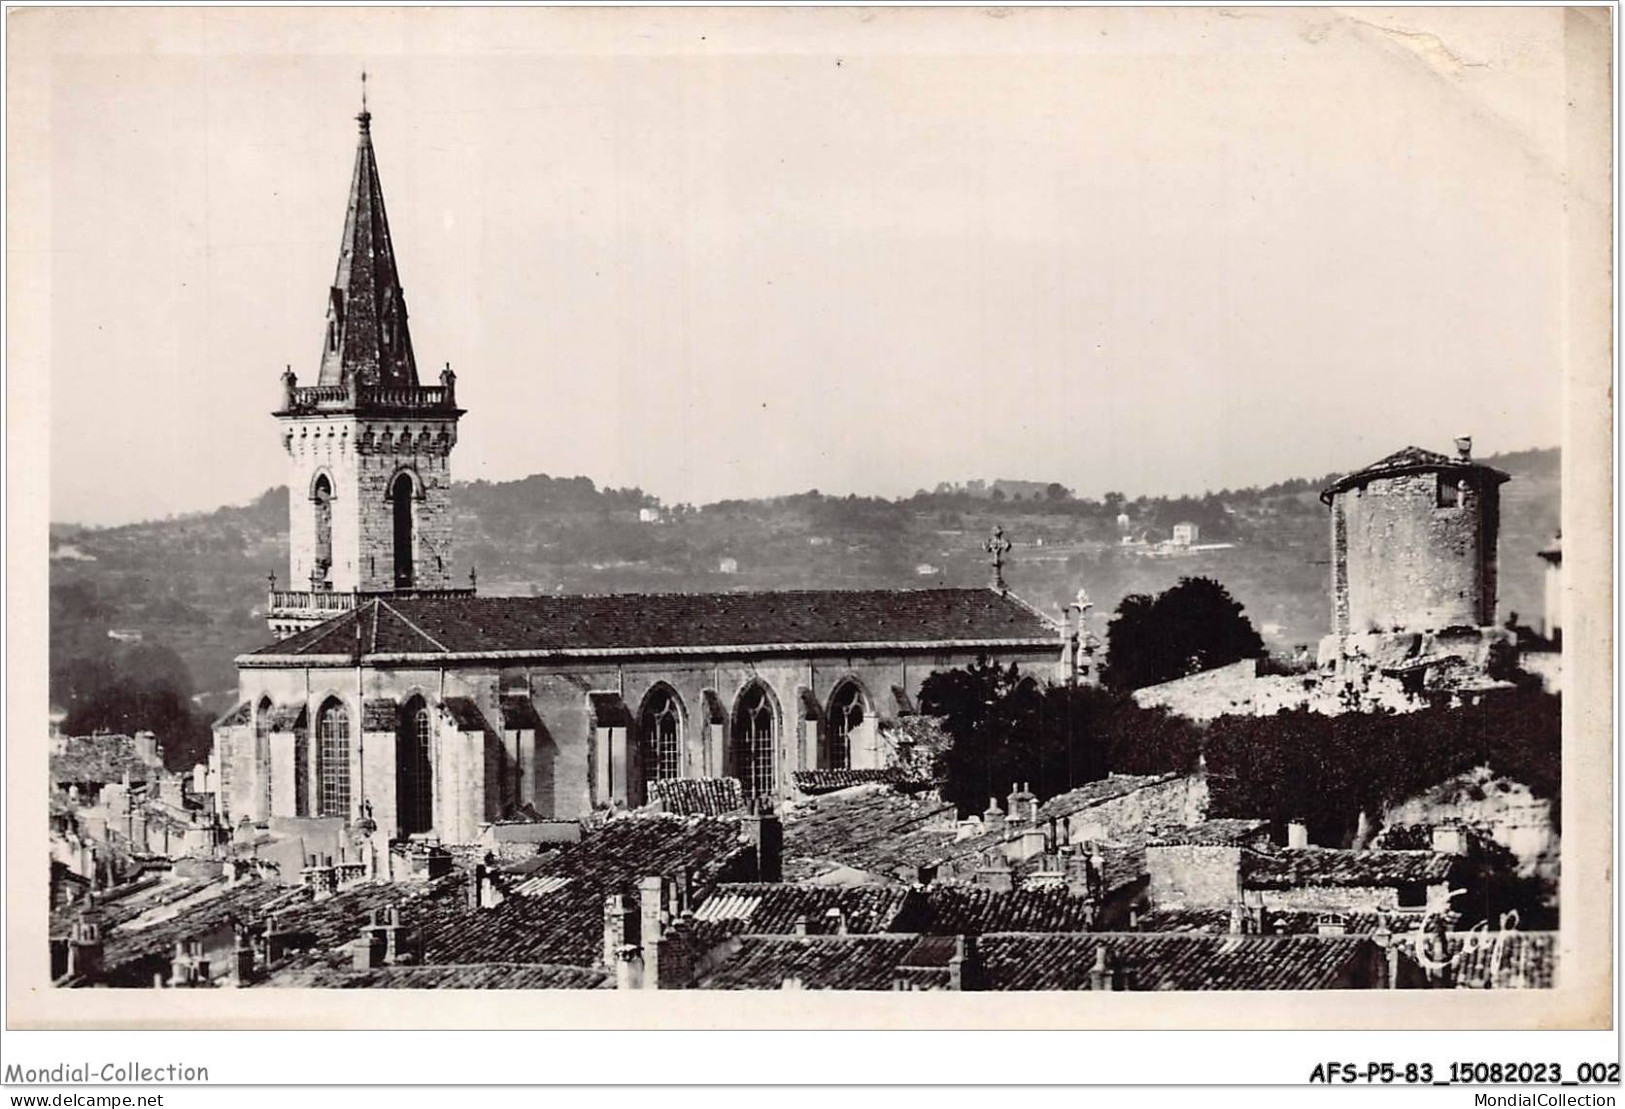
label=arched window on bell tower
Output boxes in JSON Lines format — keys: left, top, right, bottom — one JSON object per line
{"left": 311, "top": 474, "right": 334, "bottom": 590}
{"left": 390, "top": 471, "right": 415, "bottom": 588}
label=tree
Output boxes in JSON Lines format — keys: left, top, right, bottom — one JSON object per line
{"left": 916, "top": 659, "right": 1202, "bottom": 814}
{"left": 1101, "top": 576, "right": 1265, "bottom": 691}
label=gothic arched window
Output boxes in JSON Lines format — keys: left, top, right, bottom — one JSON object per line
{"left": 316, "top": 699, "right": 351, "bottom": 818}
{"left": 732, "top": 683, "right": 777, "bottom": 800}
{"left": 640, "top": 686, "right": 684, "bottom": 791}
{"left": 254, "top": 697, "right": 274, "bottom": 816}
{"left": 397, "top": 697, "right": 433, "bottom": 836}
{"left": 826, "top": 681, "right": 865, "bottom": 771}
{"left": 390, "top": 471, "right": 415, "bottom": 588}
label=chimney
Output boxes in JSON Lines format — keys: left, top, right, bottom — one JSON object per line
{"left": 1087, "top": 945, "right": 1122, "bottom": 991}
{"left": 743, "top": 801, "right": 783, "bottom": 884}
{"left": 1454, "top": 435, "right": 1472, "bottom": 460}
{"left": 793, "top": 914, "right": 811, "bottom": 936}
{"left": 639, "top": 876, "right": 666, "bottom": 988}
{"left": 947, "top": 935, "right": 981, "bottom": 992}
{"left": 1316, "top": 914, "right": 1347, "bottom": 936}
{"left": 825, "top": 907, "right": 848, "bottom": 936}
{"left": 973, "top": 850, "right": 1013, "bottom": 893}
{"left": 1017, "top": 826, "right": 1048, "bottom": 862}
{"left": 1228, "top": 902, "right": 1248, "bottom": 935}
{"left": 1063, "top": 848, "right": 1092, "bottom": 900}
{"left": 1430, "top": 822, "right": 1468, "bottom": 856}
{"left": 982, "top": 798, "right": 1006, "bottom": 837}
{"left": 67, "top": 903, "right": 105, "bottom": 982}
{"left": 230, "top": 927, "right": 257, "bottom": 985}
{"left": 955, "top": 817, "right": 983, "bottom": 842}
{"left": 603, "top": 893, "right": 637, "bottom": 967}
{"left": 1286, "top": 821, "right": 1310, "bottom": 849}
{"left": 614, "top": 944, "right": 644, "bottom": 991}
{"left": 1007, "top": 782, "right": 1037, "bottom": 826}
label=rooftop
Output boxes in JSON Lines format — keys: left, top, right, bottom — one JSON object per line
{"left": 244, "top": 588, "right": 1059, "bottom": 664}
{"left": 1242, "top": 848, "right": 1458, "bottom": 890}
{"left": 51, "top": 734, "right": 163, "bottom": 787}
{"left": 977, "top": 932, "right": 1381, "bottom": 991}
{"left": 1320, "top": 445, "right": 1511, "bottom": 504}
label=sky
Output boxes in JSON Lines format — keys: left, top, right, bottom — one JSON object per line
{"left": 30, "top": 7, "right": 1572, "bottom": 527}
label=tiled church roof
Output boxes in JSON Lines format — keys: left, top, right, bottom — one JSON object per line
{"left": 245, "top": 588, "right": 1058, "bottom": 663}
{"left": 1320, "top": 445, "right": 1510, "bottom": 504}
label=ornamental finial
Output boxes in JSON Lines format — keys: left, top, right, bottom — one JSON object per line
{"left": 357, "top": 71, "right": 371, "bottom": 129}
{"left": 983, "top": 526, "right": 1013, "bottom": 594}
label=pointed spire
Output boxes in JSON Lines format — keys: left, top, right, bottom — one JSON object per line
{"left": 318, "top": 88, "right": 418, "bottom": 389}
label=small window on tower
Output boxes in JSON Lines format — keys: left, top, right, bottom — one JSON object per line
{"left": 1437, "top": 475, "right": 1460, "bottom": 509}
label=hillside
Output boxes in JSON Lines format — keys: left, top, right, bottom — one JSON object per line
{"left": 49, "top": 448, "right": 1560, "bottom": 734}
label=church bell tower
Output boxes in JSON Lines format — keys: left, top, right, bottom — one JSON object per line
{"left": 267, "top": 95, "right": 469, "bottom": 638}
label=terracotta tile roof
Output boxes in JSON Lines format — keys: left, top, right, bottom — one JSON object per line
{"left": 648, "top": 778, "right": 745, "bottom": 817}
{"left": 49, "top": 874, "right": 218, "bottom": 940}
{"left": 1135, "top": 908, "right": 1451, "bottom": 936}
{"left": 413, "top": 877, "right": 607, "bottom": 967}
{"left": 98, "top": 879, "right": 307, "bottom": 981}
{"left": 1034, "top": 774, "right": 1176, "bottom": 824}
{"left": 1427, "top": 931, "right": 1556, "bottom": 989}
{"left": 304, "top": 962, "right": 612, "bottom": 989}
{"left": 51, "top": 735, "right": 162, "bottom": 786}
{"left": 505, "top": 812, "right": 756, "bottom": 893}
{"left": 1242, "top": 848, "right": 1458, "bottom": 890}
{"left": 696, "top": 935, "right": 924, "bottom": 990}
{"left": 1147, "top": 819, "right": 1271, "bottom": 847}
{"left": 978, "top": 933, "right": 1381, "bottom": 991}
{"left": 791, "top": 768, "right": 923, "bottom": 796}
{"left": 248, "top": 588, "right": 1058, "bottom": 661}
{"left": 693, "top": 883, "right": 912, "bottom": 935}
{"left": 782, "top": 786, "right": 967, "bottom": 880}
{"left": 911, "top": 886, "right": 1097, "bottom": 934}
{"left": 1320, "top": 445, "right": 1511, "bottom": 504}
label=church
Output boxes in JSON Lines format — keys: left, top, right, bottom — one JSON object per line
{"left": 212, "top": 101, "right": 1069, "bottom": 847}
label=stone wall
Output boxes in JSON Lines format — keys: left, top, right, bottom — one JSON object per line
{"left": 1054, "top": 774, "right": 1208, "bottom": 847}
{"left": 1146, "top": 844, "right": 1243, "bottom": 909}
{"left": 280, "top": 413, "right": 459, "bottom": 592}
{"left": 1333, "top": 470, "right": 1499, "bottom": 637}
{"left": 229, "top": 645, "right": 1061, "bottom": 838}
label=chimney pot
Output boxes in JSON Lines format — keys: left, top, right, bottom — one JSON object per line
{"left": 1454, "top": 435, "right": 1472, "bottom": 460}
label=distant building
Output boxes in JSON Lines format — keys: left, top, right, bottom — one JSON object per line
{"left": 638, "top": 507, "right": 661, "bottom": 524}
{"left": 717, "top": 557, "right": 739, "bottom": 575}
{"left": 915, "top": 564, "right": 939, "bottom": 576}
{"left": 106, "top": 629, "right": 143, "bottom": 644}
{"left": 1171, "top": 522, "right": 1199, "bottom": 547}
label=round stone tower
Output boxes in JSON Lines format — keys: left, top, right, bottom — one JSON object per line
{"left": 1320, "top": 437, "right": 1510, "bottom": 641}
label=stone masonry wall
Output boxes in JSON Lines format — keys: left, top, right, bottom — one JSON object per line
{"left": 280, "top": 413, "right": 459, "bottom": 593}
{"left": 1337, "top": 471, "right": 1497, "bottom": 635}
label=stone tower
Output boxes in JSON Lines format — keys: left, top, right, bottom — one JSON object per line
{"left": 1318, "top": 437, "right": 1511, "bottom": 683}
{"left": 267, "top": 101, "right": 469, "bottom": 638}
